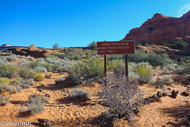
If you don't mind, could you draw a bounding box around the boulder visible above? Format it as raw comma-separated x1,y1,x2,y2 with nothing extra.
29,44,38,51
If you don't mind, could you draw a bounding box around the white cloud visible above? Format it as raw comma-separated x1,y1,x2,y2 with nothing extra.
177,4,190,17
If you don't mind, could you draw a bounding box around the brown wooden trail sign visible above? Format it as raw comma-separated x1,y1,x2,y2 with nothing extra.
97,40,135,82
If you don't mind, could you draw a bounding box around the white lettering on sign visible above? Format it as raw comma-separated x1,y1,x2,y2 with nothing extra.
121,43,127,45
124,46,129,49
98,51,106,53
107,50,115,53
117,46,124,49
98,47,107,49
108,47,116,49
111,43,120,46
102,43,110,46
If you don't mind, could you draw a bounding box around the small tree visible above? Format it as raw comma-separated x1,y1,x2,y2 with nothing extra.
53,43,59,50
87,41,96,50
174,41,188,49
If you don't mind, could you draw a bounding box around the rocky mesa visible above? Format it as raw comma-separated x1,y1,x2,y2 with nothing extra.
122,10,190,46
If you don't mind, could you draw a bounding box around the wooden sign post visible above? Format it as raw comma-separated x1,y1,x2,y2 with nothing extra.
97,40,135,83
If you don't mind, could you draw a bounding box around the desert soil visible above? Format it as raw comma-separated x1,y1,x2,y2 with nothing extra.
0,68,190,127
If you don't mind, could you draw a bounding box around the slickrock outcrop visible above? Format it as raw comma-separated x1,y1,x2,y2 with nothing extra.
122,11,190,46
12,44,53,58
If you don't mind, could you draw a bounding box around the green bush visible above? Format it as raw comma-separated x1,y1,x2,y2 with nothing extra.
174,41,188,49
29,61,42,69
144,44,150,47
19,67,38,79
161,41,170,46
87,41,96,50
68,88,89,100
107,60,125,74
134,62,153,83
0,63,18,78
128,49,174,66
0,78,10,86
68,57,104,85
34,74,44,81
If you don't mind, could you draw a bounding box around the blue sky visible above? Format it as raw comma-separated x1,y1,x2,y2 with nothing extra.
1,0,190,48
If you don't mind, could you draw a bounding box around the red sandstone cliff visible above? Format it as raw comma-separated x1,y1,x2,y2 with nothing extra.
122,10,190,46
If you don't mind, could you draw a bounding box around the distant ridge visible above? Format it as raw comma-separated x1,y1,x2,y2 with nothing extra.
0,43,29,52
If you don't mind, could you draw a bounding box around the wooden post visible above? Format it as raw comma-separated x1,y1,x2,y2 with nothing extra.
125,54,129,82
104,55,107,85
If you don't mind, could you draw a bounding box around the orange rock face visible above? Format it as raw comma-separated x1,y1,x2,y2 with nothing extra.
122,11,190,46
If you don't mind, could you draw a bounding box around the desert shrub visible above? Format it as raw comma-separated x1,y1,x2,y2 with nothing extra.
146,53,173,66
34,74,44,81
0,57,8,66
161,75,174,85
128,62,138,72
161,41,170,46
0,63,18,78
74,55,81,60
134,62,153,83
25,94,46,115
164,63,179,71
128,49,174,66
55,77,65,84
107,54,123,61
42,63,53,72
68,57,104,85
128,72,140,83
46,53,62,59
174,41,188,49
25,56,35,61
107,60,125,74
11,77,23,86
100,73,142,122
29,61,42,69
18,79,35,89
0,78,10,86
87,41,96,50
34,66,47,73
144,44,150,47
128,49,147,63
4,55,17,62
68,88,89,100
19,67,39,79
18,61,29,68
0,95,10,105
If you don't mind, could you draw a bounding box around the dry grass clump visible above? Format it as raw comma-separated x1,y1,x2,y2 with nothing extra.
68,88,89,100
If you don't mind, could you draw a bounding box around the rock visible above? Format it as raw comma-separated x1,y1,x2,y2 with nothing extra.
29,44,38,51
162,92,168,96
38,89,42,92
167,121,175,125
81,100,95,106
181,90,190,96
171,90,179,98
38,118,53,127
122,11,190,47
157,91,162,98
45,94,51,97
